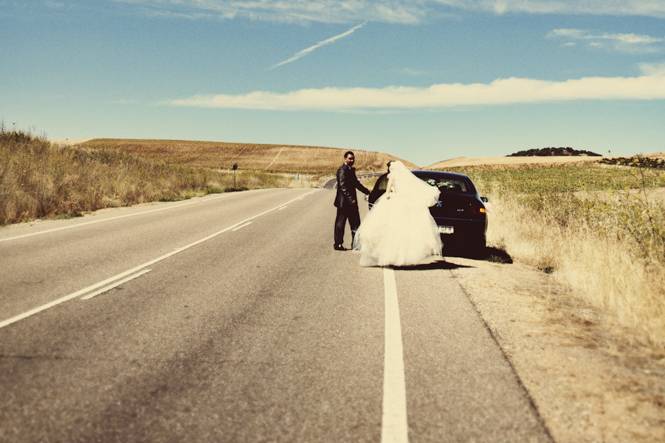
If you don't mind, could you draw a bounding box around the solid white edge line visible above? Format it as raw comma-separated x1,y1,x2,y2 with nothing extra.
278,206,288,211
0,189,320,330
80,269,152,301
0,188,285,243
231,221,253,232
381,268,410,443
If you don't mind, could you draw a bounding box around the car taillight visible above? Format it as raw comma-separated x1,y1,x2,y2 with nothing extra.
479,207,486,214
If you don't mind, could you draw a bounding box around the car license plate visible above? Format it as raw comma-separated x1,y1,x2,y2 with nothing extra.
438,226,454,234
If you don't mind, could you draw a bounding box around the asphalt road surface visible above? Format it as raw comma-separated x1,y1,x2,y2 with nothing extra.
0,188,552,442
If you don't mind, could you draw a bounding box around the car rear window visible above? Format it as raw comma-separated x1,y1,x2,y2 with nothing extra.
375,173,475,194
375,176,388,191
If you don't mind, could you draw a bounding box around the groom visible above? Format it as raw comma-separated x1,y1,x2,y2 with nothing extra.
333,151,370,251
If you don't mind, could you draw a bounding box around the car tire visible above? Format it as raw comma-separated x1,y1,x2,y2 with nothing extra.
470,235,487,258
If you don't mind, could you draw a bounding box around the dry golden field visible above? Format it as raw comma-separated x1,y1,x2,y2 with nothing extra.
0,131,295,225
80,138,415,175
441,162,665,346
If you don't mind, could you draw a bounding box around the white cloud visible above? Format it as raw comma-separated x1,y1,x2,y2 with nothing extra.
270,22,366,70
548,28,664,53
116,1,665,25
549,28,586,39
433,1,665,18
168,70,665,111
640,62,665,75
115,0,425,24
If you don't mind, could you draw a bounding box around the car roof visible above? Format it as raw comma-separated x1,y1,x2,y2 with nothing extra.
411,169,471,180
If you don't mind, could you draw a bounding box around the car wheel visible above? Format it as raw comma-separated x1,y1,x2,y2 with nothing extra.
470,235,487,258
441,235,456,254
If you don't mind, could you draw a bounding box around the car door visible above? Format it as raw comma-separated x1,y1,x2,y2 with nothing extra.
368,173,388,208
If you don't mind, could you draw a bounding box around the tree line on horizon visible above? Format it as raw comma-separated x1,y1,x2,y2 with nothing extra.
508,147,602,157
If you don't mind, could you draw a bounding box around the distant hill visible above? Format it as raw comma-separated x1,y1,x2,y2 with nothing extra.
1,131,289,225
508,147,601,157
79,139,415,175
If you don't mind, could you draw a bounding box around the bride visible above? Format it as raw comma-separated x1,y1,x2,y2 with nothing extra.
353,161,443,267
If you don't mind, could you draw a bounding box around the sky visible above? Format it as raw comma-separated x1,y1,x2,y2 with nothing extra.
2,0,665,165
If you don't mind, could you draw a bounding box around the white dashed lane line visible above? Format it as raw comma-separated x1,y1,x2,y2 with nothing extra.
80,269,152,301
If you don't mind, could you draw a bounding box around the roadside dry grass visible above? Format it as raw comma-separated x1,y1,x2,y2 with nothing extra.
0,131,293,225
450,257,665,443
441,162,665,346
80,138,415,174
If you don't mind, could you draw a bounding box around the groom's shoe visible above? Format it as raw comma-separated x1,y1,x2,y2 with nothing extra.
334,244,347,251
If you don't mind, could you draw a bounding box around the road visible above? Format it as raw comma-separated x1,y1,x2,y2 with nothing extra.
0,188,551,442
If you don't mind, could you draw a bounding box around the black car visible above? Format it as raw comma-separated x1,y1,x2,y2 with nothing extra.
368,170,488,254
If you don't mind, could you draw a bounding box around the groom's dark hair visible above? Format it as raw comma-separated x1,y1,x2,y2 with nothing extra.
344,151,354,158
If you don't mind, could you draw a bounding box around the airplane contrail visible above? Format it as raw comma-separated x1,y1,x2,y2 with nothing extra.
269,21,367,70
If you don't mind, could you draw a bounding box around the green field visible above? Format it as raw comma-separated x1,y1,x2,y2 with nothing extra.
445,162,665,194
438,162,665,345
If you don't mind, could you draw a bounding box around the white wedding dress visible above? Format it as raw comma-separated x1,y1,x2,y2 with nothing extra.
353,161,443,267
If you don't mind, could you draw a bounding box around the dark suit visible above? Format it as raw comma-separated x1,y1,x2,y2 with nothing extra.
333,164,370,246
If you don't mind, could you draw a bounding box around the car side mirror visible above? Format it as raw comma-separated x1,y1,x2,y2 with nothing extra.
480,196,489,203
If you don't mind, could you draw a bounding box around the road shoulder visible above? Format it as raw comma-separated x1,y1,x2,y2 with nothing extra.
449,256,665,443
